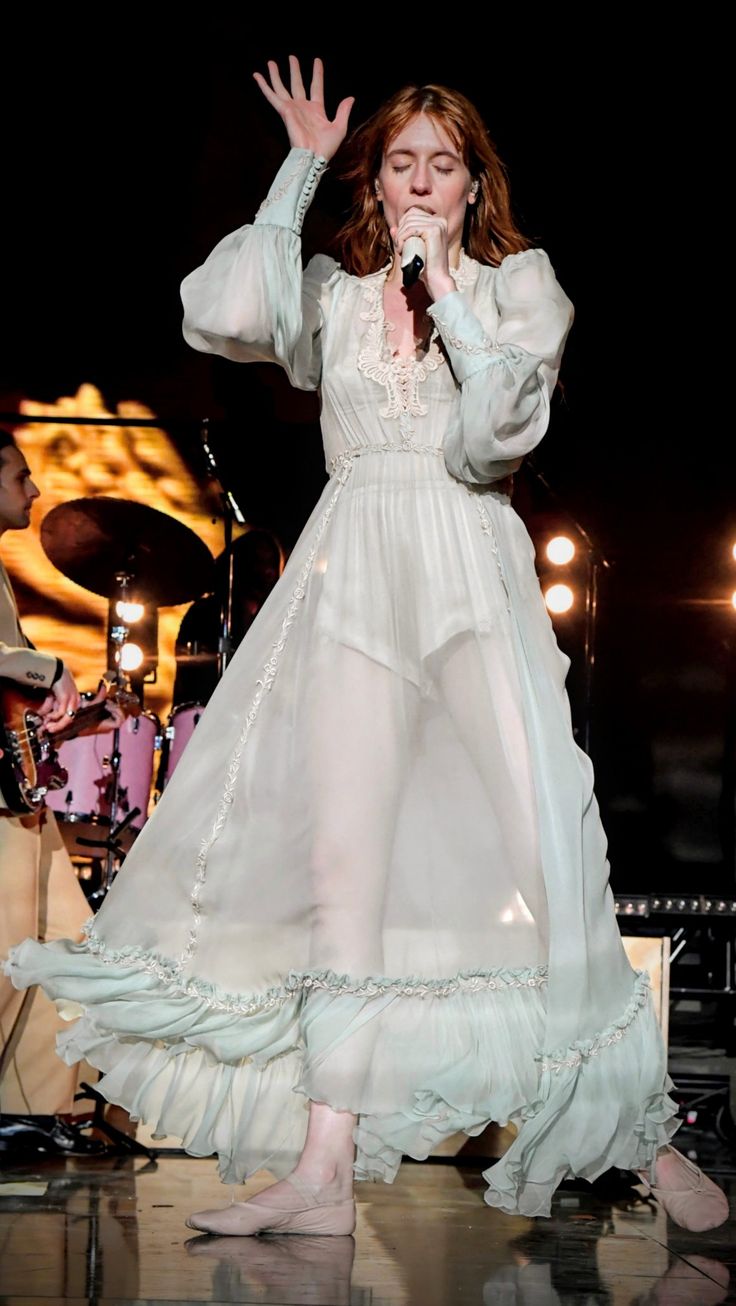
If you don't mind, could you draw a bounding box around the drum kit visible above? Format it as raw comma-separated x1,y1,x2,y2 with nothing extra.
39,496,219,894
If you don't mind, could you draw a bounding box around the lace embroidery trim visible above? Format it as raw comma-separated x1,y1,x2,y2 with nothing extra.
357,279,442,440
178,455,353,974
451,249,480,292
469,492,511,612
537,970,652,1074
79,922,548,1015
255,154,327,233
328,445,443,477
255,165,303,219
355,254,476,440
430,316,505,359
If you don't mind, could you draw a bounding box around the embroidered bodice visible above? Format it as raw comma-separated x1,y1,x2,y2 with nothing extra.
354,254,479,443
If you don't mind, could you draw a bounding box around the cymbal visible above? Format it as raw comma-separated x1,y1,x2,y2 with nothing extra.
41,497,216,606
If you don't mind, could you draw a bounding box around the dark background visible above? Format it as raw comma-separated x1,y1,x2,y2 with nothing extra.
1,21,733,895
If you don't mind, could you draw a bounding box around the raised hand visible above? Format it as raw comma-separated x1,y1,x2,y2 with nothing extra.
253,56,354,161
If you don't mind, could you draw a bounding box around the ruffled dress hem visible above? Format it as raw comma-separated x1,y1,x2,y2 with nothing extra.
5,932,679,1216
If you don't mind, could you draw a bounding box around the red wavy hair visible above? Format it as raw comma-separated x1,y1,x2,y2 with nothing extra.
337,84,531,277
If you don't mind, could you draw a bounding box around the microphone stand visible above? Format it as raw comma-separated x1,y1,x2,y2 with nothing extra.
199,420,247,679
525,458,613,758
85,573,142,901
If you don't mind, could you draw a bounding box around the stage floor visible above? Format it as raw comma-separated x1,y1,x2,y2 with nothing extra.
0,1150,733,1304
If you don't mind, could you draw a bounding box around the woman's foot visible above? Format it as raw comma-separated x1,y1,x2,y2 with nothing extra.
636,1146,729,1232
185,1171,356,1237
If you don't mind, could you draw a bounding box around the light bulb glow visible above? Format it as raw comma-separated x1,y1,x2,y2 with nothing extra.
731,590,736,611
732,542,736,563
545,583,575,614
546,535,576,565
120,642,144,671
115,600,145,623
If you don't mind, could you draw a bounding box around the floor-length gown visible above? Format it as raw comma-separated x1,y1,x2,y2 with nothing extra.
6,149,679,1217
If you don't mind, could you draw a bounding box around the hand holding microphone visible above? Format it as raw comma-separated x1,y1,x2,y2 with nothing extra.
394,209,455,301
401,235,426,288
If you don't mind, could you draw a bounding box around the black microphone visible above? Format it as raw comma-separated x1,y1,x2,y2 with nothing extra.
401,236,426,288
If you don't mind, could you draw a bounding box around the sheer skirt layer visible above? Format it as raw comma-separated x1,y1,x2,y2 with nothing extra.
6,452,679,1216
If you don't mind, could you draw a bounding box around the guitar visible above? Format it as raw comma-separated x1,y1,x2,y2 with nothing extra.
0,673,140,816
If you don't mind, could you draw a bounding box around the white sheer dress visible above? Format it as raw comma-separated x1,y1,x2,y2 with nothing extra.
7,148,679,1217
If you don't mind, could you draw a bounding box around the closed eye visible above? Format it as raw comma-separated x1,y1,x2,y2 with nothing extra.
392,164,455,177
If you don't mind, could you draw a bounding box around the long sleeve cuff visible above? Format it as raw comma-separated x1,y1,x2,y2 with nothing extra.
428,291,507,384
0,646,61,689
254,148,328,236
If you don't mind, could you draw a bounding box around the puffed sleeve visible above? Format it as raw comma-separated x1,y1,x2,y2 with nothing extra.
180,148,341,390
428,249,574,484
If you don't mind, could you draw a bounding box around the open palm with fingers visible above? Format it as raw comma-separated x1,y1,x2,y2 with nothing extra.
253,55,354,161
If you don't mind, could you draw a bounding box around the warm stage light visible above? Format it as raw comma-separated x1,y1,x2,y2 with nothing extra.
120,642,144,671
546,535,576,565
732,590,736,611
545,583,575,614
115,600,145,623
732,542,736,562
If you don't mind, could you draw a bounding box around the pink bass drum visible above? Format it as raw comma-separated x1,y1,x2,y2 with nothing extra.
46,711,160,856
161,702,205,788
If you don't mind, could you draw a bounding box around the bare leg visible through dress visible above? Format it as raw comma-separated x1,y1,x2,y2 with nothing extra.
307,639,420,976
253,641,420,1207
434,629,549,950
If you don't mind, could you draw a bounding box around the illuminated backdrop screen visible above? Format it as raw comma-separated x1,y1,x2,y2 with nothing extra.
5,384,234,726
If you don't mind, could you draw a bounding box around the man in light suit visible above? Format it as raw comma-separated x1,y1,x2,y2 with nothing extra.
0,427,103,1155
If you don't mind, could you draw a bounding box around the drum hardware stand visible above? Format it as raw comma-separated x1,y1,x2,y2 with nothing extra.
81,571,144,901
83,808,142,904
75,1081,157,1161
200,419,247,679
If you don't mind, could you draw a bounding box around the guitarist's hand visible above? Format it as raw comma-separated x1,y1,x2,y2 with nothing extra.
93,703,126,733
77,682,126,736
39,668,81,735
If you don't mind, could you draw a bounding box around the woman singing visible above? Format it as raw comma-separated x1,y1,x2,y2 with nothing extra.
6,56,728,1237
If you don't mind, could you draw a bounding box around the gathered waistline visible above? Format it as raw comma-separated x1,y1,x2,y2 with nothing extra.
328,443,444,478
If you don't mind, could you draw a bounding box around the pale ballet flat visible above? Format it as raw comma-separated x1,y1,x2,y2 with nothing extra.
636,1146,729,1232
185,1173,356,1237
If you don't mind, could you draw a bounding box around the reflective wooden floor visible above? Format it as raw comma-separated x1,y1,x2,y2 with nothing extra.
0,1147,734,1305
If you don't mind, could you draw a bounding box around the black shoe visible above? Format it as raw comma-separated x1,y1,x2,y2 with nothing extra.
0,1114,108,1156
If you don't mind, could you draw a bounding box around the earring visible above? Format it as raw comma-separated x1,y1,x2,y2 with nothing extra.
469,180,479,200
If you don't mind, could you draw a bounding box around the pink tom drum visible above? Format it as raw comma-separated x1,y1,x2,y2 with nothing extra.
161,702,205,788
46,712,160,856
